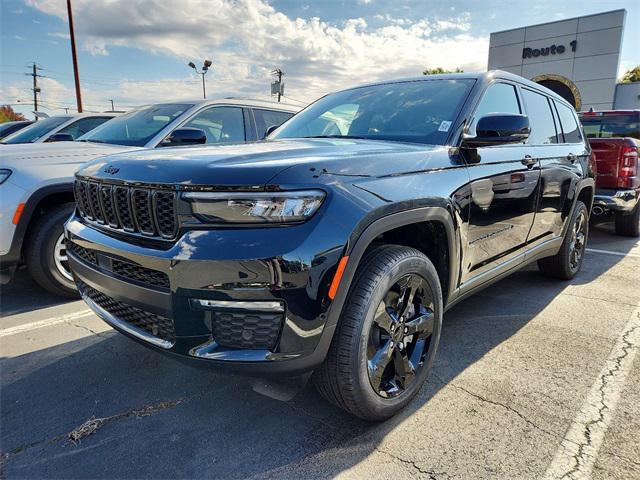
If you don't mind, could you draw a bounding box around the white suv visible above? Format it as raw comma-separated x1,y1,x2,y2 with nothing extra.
0,112,118,145
0,98,299,296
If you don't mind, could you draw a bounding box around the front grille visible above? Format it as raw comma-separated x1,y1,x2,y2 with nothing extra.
112,259,170,290
74,179,177,240
211,311,283,350
68,242,97,265
79,281,175,344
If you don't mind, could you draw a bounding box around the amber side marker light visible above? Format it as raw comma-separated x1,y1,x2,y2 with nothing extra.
328,256,349,300
12,203,25,225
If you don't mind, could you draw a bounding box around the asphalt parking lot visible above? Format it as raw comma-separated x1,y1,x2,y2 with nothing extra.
1,219,639,480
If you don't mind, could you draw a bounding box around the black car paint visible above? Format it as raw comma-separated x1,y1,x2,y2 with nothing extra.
66,72,594,375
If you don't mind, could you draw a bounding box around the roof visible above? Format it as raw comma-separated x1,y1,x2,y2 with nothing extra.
146,97,301,112
337,70,575,109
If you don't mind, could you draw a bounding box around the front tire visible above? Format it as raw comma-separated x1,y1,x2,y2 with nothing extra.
538,200,589,280
313,245,443,421
25,204,79,298
614,203,640,237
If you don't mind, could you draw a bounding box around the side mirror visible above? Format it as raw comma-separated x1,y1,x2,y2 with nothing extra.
264,124,280,139
161,128,207,146
47,132,75,142
463,114,530,148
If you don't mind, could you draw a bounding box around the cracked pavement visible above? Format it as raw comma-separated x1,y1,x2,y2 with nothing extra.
1,221,639,479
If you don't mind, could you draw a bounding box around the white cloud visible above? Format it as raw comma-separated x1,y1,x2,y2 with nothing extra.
22,0,489,107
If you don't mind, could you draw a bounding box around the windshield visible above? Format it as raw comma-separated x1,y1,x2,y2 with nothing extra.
78,103,194,146
580,114,640,140
271,79,475,145
1,116,71,144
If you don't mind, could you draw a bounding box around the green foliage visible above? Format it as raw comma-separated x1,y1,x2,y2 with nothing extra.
423,67,464,75
0,105,26,123
620,66,640,84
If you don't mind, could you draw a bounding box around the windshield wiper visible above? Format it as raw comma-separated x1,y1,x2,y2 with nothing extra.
77,139,108,143
305,135,368,140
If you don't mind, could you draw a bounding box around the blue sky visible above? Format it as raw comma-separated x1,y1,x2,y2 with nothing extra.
1,0,638,118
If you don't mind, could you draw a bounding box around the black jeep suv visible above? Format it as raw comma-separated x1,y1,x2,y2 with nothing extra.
66,71,594,420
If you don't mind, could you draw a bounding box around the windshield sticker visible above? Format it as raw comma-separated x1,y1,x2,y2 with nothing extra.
438,121,452,132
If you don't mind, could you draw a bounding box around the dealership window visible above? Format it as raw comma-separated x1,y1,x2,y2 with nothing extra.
521,89,558,145
182,106,245,144
554,102,582,143
253,109,294,139
470,83,521,136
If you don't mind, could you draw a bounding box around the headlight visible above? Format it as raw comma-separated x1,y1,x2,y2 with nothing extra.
183,190,325,224
0,169,12,185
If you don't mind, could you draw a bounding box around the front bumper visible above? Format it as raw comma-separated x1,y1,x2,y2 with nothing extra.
65,214,347,376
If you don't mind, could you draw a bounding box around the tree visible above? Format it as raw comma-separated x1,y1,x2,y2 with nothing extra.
620,66,640,83
423,67,464,75
0,105,26,123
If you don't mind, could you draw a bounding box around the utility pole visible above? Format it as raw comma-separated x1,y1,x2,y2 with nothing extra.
26,63,44,120
109,99,114,112
66,0,83,112
271,69,284,102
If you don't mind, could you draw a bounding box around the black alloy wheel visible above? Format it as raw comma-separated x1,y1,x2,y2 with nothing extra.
367,273,435,398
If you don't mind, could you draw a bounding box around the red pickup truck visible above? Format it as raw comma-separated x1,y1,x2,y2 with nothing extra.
579,110,640,237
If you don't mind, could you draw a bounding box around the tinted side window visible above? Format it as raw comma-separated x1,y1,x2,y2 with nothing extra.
254,109,294,139
58,117,112,139
555,102,582,143
521,89,558,145
471,83,521,134
182,107,245,144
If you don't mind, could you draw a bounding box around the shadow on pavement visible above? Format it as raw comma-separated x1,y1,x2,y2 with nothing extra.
1,219,636,479
1,268,77,317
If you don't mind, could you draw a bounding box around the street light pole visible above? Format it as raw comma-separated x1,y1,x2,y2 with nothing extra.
188,59,212,99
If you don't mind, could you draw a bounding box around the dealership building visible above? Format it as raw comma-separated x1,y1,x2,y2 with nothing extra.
488,9,639,111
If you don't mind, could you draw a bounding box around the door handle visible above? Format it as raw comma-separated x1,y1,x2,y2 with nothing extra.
521,155,536,168
567,153,577,163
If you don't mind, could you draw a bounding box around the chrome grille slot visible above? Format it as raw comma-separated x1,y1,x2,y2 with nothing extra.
132,189,155,235
99,185,119,228
88,182,105,224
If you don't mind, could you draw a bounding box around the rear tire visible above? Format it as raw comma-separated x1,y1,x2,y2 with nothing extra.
313,245,443,421
614,203,640,237
25,204,79,298
538,200,589,280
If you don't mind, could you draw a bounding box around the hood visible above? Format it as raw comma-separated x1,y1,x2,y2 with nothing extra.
78,138,446,187
0,141,141,167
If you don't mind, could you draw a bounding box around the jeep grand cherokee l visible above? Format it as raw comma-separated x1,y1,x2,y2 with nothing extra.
66,71,594,420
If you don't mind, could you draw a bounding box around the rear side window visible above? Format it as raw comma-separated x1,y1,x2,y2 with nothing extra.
555,102,582,143
254,109,294,139
521,89,558,145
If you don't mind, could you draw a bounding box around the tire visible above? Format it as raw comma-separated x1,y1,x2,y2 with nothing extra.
313,245,443,421
25,204,79,298
538,200,589,280
614,203,640,237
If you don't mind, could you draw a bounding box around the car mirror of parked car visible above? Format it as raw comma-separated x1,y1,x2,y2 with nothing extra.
463,114,531,148
264,124,280,138
161,127,207,147
46,132,75,143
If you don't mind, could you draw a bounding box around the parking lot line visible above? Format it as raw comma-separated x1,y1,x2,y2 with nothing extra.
543,306,640,480
0,309,93,337
586,248,640,259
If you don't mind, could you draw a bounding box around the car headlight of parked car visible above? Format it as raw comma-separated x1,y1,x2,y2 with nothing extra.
0,169,12,185
183,190,325,224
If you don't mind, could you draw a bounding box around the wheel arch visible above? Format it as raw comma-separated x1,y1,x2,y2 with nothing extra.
327,206,459,330
6,182,75,264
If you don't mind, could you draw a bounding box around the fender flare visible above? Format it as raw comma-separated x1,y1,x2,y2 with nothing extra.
305,205,458,368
